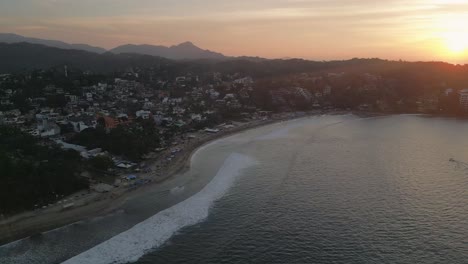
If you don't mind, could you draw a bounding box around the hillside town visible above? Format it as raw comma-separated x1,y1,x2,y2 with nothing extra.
1,65,468,215
2,68,468,134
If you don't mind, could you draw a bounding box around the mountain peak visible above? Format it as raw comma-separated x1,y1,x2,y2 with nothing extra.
174,41,197,48
111,41,226,60
0,33,227,60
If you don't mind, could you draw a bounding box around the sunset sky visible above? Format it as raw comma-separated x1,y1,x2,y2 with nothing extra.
1,0,468,63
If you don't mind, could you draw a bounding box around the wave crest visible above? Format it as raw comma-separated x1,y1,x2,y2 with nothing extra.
63,153,256,264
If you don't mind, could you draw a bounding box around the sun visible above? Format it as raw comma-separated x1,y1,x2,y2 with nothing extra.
436,14,468,56
444,32,468,54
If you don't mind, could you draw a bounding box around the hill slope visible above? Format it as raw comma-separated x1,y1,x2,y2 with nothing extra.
0,33,107,54
0,42,171,73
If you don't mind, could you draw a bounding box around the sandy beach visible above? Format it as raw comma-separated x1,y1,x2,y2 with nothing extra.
0,113,309,246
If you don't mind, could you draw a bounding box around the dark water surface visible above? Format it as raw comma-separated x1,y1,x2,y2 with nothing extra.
1,115,467,264
137,115,468,264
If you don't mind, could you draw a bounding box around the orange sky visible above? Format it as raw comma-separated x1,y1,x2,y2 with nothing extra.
1,0,468,63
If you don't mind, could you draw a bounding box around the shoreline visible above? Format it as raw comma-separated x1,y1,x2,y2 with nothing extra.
0,112,311,246
0,110,394,246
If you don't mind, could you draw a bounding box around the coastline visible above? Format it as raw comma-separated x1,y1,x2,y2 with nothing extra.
0,112,311,246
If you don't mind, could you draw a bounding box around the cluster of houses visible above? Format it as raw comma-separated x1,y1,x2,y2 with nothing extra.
268,71,468,113
0,72,263,152
2,69,468,147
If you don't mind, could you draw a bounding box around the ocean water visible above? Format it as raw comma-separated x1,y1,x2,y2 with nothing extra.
1,115,467,264
63,153,257,264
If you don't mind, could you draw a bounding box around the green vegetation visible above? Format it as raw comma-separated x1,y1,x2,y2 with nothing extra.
0,126,89,215
70,119,161,161
89,156,114,172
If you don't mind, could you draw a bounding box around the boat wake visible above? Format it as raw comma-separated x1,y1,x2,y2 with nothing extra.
62,153,257,264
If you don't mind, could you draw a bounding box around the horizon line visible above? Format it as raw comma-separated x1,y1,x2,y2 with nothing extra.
1,32,468,66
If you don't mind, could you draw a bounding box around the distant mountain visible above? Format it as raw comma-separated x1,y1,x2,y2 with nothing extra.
0,42,326,74
110,41,227,60
0,33,231,60
2,41,463,81
0,42,172,73
0,33,107,54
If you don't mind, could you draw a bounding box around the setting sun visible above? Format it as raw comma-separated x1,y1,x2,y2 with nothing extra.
436,14,468,57
444,32,468,54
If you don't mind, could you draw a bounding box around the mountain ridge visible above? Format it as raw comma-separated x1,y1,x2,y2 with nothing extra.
0,33,228,60
1,41,465,77
109,42,227,60
0,42,173,73
0,33,107,54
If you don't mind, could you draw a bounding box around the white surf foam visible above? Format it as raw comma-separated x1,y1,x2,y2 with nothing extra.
169,186,185,195
62,153,256,264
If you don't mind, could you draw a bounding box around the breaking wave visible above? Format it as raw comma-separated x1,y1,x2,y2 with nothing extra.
169,186,185,195
62,153,256,264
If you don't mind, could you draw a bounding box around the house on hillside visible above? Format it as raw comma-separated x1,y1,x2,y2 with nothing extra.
459,89,468,111
69,116,97,132
136,110,152,120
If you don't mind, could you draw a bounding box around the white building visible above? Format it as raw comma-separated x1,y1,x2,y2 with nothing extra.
143,101,155,109
191,114,203,121
209,90,220,100
459,89,468,110
323,86,332,96
444,88,454,96
136,110,152,119
65,94,78,103
233,77,253,86
40,123,61,137
70,121,96,133
224,94,236,100
294,87,312,101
